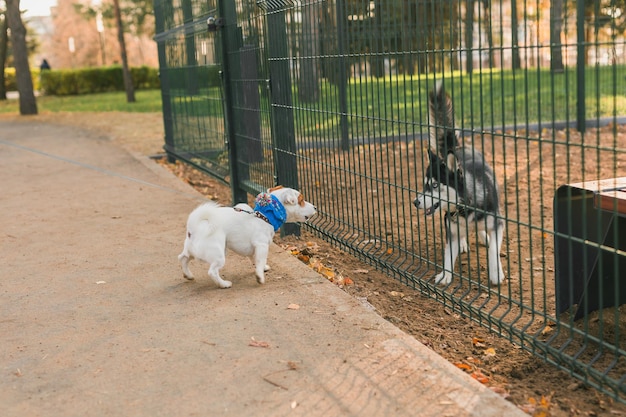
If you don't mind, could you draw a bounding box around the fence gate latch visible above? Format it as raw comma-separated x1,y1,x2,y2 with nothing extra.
207,16,225,32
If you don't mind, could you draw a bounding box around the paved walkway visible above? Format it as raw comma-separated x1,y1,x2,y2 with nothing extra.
0,120,526,416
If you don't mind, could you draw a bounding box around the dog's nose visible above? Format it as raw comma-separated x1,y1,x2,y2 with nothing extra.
413,198,420,208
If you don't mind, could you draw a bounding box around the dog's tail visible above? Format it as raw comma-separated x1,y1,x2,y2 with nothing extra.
428,80,459,160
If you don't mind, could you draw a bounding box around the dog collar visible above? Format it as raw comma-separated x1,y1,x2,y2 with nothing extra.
446,206,469,221
253,193,287,232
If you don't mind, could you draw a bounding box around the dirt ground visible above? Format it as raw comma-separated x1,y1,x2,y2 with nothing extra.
12,111,626,417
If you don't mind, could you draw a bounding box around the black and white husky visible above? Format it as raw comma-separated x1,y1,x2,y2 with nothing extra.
413,82,505,286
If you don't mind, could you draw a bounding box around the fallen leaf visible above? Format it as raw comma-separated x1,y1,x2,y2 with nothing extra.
389,291,404,297
343,277,354,285
472,337,486,348
249,337,270,348
484,347,496,357
353,269,369,274
297,254,310,263
95,281,106,285
471,371,490,384
287,303,300,310
454,363,472,371
320,267,335,281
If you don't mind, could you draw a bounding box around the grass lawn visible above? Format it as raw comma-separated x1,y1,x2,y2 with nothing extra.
0,89,163,114
1,64,624,139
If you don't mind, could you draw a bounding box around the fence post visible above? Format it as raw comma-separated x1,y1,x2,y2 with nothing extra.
182,0,199,95
265,3,300,236
336,0,349,151
153,1,175,162
218,0,248,204
576,0,586,132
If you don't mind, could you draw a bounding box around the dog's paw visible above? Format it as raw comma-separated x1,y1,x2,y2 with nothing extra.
489,272,505,286
264,264,271,272
459,238,469,253
219,280,233,289
256,275,265,285
435,271,452,285
478,231,490,246
183,274,195,280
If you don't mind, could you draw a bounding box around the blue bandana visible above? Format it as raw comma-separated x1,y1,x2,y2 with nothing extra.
254,193,287,232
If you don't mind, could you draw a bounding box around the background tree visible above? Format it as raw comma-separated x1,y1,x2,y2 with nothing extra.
113,0,134,102
298,0,320,102
550,0,565,72
5,0,36,114
0,7,7,100
510,0,521,69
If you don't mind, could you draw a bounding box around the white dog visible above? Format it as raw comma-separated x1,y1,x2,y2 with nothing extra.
178,186,317,288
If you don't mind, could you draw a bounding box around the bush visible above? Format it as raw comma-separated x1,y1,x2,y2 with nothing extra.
30,66,160,96
4,67,42,91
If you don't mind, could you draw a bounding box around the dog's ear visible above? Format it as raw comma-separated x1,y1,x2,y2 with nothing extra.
428,149,446,168
282,189,299,206
268,185,284,193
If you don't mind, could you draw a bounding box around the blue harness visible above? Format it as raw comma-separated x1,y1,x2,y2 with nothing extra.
232,193,287,232
253,193,287,231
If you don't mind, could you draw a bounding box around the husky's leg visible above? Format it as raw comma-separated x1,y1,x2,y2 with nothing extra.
477,230,489,246
487,220,505,285
435,221,462,285
459,237,469,253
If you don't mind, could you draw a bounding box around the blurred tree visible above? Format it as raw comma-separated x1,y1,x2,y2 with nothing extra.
113,0,134,102
6,0,36,114
550,0,565,72
0,7,7,100
298,0,320,102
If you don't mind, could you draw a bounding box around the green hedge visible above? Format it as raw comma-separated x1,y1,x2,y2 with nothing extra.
40,66,160,95
4,67,41,91
4,66,160,96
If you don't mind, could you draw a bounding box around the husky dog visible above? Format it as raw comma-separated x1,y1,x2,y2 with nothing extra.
413,82,505,285
179,186,317,288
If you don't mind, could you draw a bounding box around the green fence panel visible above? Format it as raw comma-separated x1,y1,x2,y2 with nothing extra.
155,0,626,402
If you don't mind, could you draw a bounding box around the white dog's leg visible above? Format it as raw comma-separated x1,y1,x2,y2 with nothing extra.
254,244,270,284
179,252,195,280
487,222,505,285
178,237,195,279
207,255,232,288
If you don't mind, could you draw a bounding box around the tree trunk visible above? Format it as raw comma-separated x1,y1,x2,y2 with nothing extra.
465,0,474,74
5,0,37,114
550,0,565,72
510,0,521,69
113,0,135,103
298,0,320,102
0,11,8,100
482,0,494,68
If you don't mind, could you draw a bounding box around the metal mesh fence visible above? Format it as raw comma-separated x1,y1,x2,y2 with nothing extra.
155,0,626,401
